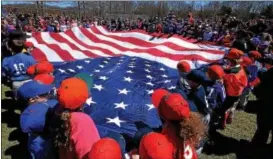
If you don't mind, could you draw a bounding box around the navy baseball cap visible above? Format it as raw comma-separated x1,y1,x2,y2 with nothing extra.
17,81,54,99
20,99,58,133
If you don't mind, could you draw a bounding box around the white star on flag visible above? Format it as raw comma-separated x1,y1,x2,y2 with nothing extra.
86,97,96,106
160,68,165,71
68,69,75,73
106,116,126,127
99,76,108,81
114,102,129,109
126,70,134,74
106,57,111,60
59,69,66,73
118,88,130,95
146,75,153,79
164,80,171,83
85,60,90,63
99,65,105,68
162,74,168,78
146,104,155,110
120,56,125,59
124,77,133,82
146,82,154,86
168,86,176,90
94,69,100,72
103,61,109,64
93,84,104,91
128,65,135,68
77,65,83,69
144,61,150,63
145,64,151,67
90,73,93,76
144,69,151,73
146,89,154,95
117,63,121,65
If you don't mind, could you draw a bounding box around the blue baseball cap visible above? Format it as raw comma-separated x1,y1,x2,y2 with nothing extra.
17,81,54,99
20,99,58,133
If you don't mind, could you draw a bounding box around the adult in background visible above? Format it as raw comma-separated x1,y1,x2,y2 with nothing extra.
251,67,273,148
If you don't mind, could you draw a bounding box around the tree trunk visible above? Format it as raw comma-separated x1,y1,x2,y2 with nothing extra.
110,1,111,14
78,1,81,20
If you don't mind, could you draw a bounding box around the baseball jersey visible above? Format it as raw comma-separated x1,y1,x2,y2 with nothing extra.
206,81,226,109
2,52,36,81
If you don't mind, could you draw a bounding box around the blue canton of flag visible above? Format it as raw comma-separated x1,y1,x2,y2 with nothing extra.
53,55,179,137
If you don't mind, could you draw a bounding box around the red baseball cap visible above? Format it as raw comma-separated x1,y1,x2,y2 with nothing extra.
152,89,190,120
241,56,253,67
88,138,122,159
207,65,225,80
249,50,262,59
225,48,244,60
27,65,36,76
35,61,54,74
177,61,191,73
57,77,89,110
34,74,54,85
139,132,174,159
151,89,169,108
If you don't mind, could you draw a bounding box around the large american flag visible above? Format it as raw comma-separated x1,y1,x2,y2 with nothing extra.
27,26,227,137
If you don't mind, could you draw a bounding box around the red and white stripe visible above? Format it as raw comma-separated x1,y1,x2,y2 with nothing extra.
27,26,226,69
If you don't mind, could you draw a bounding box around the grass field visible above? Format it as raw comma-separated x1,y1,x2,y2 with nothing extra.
1,84,271,159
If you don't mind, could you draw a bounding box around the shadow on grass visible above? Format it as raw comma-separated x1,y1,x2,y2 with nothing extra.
4,129,30,159
1,98,21,128
244,100,259,114
2,93,30,158
203,131,273,159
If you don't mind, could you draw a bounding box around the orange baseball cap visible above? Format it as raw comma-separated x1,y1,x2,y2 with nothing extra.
88,138,122,159
207,65,225,80
177,61,191,73
57,77,89,110
152,89,190,120
139,132,174,159
34,74,54,85
225,48,244,60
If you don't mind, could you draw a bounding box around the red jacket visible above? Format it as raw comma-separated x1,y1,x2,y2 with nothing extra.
224,67,248,97
161,123,198,159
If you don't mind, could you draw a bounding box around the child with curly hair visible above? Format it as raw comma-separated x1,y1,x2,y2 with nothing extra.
138,89,207,159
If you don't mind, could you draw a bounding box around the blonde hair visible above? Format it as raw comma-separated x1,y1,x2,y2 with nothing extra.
175,112,207,147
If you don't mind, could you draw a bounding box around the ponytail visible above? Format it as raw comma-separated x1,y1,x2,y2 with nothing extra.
54,110,72,150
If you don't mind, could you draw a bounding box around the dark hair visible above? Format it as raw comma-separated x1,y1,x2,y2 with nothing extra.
53,110,72,151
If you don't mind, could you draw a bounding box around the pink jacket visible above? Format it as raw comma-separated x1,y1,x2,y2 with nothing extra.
59,112,100,159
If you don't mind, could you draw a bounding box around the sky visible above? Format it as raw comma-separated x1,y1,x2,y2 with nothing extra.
1,1,76,8
2,1,210,8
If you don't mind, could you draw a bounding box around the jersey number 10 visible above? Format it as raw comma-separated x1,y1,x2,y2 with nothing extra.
14,63,26,75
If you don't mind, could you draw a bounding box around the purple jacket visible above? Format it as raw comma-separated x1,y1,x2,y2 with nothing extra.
206,81,226,109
